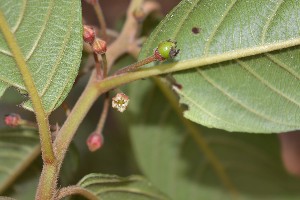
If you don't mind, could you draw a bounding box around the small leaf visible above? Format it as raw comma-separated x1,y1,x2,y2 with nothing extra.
0,0,82,113
140,0,300,133
78,173,170,200
128,79,300,200
0,128,40,193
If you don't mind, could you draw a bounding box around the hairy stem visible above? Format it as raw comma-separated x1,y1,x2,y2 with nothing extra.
56,186,98,200
0,11,54,163
35,164,57,200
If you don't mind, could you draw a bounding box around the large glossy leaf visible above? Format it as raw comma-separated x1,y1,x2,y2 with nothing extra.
0,128,39,194
78,173,170,200
0,0,82,113
139,0,300,133
128,79,300,200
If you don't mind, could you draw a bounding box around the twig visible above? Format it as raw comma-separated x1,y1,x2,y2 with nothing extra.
56,185,98,200
94,1,108,41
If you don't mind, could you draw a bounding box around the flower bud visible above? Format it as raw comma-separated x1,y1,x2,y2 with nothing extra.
133,8,146,23
83,25,96,44
92,38,107,54
86,132,104,152
112,93,130,113
4,113,21,127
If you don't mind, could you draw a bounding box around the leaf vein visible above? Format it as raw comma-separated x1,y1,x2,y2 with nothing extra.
204,0,238,55
261,0,285,43
197,67,298,127
25,0,55,61
12,0,27,33
173,86,250,131
40,1,77,102
237,59,300,110
265,53,300,81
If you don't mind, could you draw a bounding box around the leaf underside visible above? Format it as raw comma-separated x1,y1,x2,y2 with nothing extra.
128,79,300,200
78,173,170,200
0,128,39,194
0,0,82,113
140,0,300,133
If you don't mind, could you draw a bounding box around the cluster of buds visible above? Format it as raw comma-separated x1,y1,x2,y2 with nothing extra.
112,93,130,113
83,25,107,54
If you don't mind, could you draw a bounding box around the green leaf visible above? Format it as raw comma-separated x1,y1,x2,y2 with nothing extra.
128,79,300,200
78,173,170,200
0,0,82,113
139,0,300,133
0,128,40,193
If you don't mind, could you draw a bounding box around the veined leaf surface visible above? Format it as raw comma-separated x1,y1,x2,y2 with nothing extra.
78,173,170,200
128,79,300,200
139,0,300,133
0,0,82,113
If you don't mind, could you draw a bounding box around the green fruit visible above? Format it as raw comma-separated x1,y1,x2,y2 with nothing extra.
157,41,177,59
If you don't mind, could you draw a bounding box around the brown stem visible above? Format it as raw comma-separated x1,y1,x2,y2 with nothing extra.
101,54,108,78
115,55,156,75
94,0,107,41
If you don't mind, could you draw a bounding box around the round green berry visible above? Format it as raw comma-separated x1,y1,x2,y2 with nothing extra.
157,41,177,59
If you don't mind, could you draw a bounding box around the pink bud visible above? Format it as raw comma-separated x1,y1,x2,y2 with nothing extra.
83,25,96,44
4,113,21,127
86,132,104,152
92,38,107,54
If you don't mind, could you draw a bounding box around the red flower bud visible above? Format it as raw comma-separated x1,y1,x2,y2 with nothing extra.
4,113,21,127
83,25,95,44
92,38,107,54
86,132,104,152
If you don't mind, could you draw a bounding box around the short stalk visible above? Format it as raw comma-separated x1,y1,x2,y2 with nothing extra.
95,92,110,134
115,55,156,75
93,53,102,79
101,54,108,78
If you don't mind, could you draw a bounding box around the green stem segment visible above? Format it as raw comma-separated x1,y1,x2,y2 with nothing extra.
0,10,55,163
